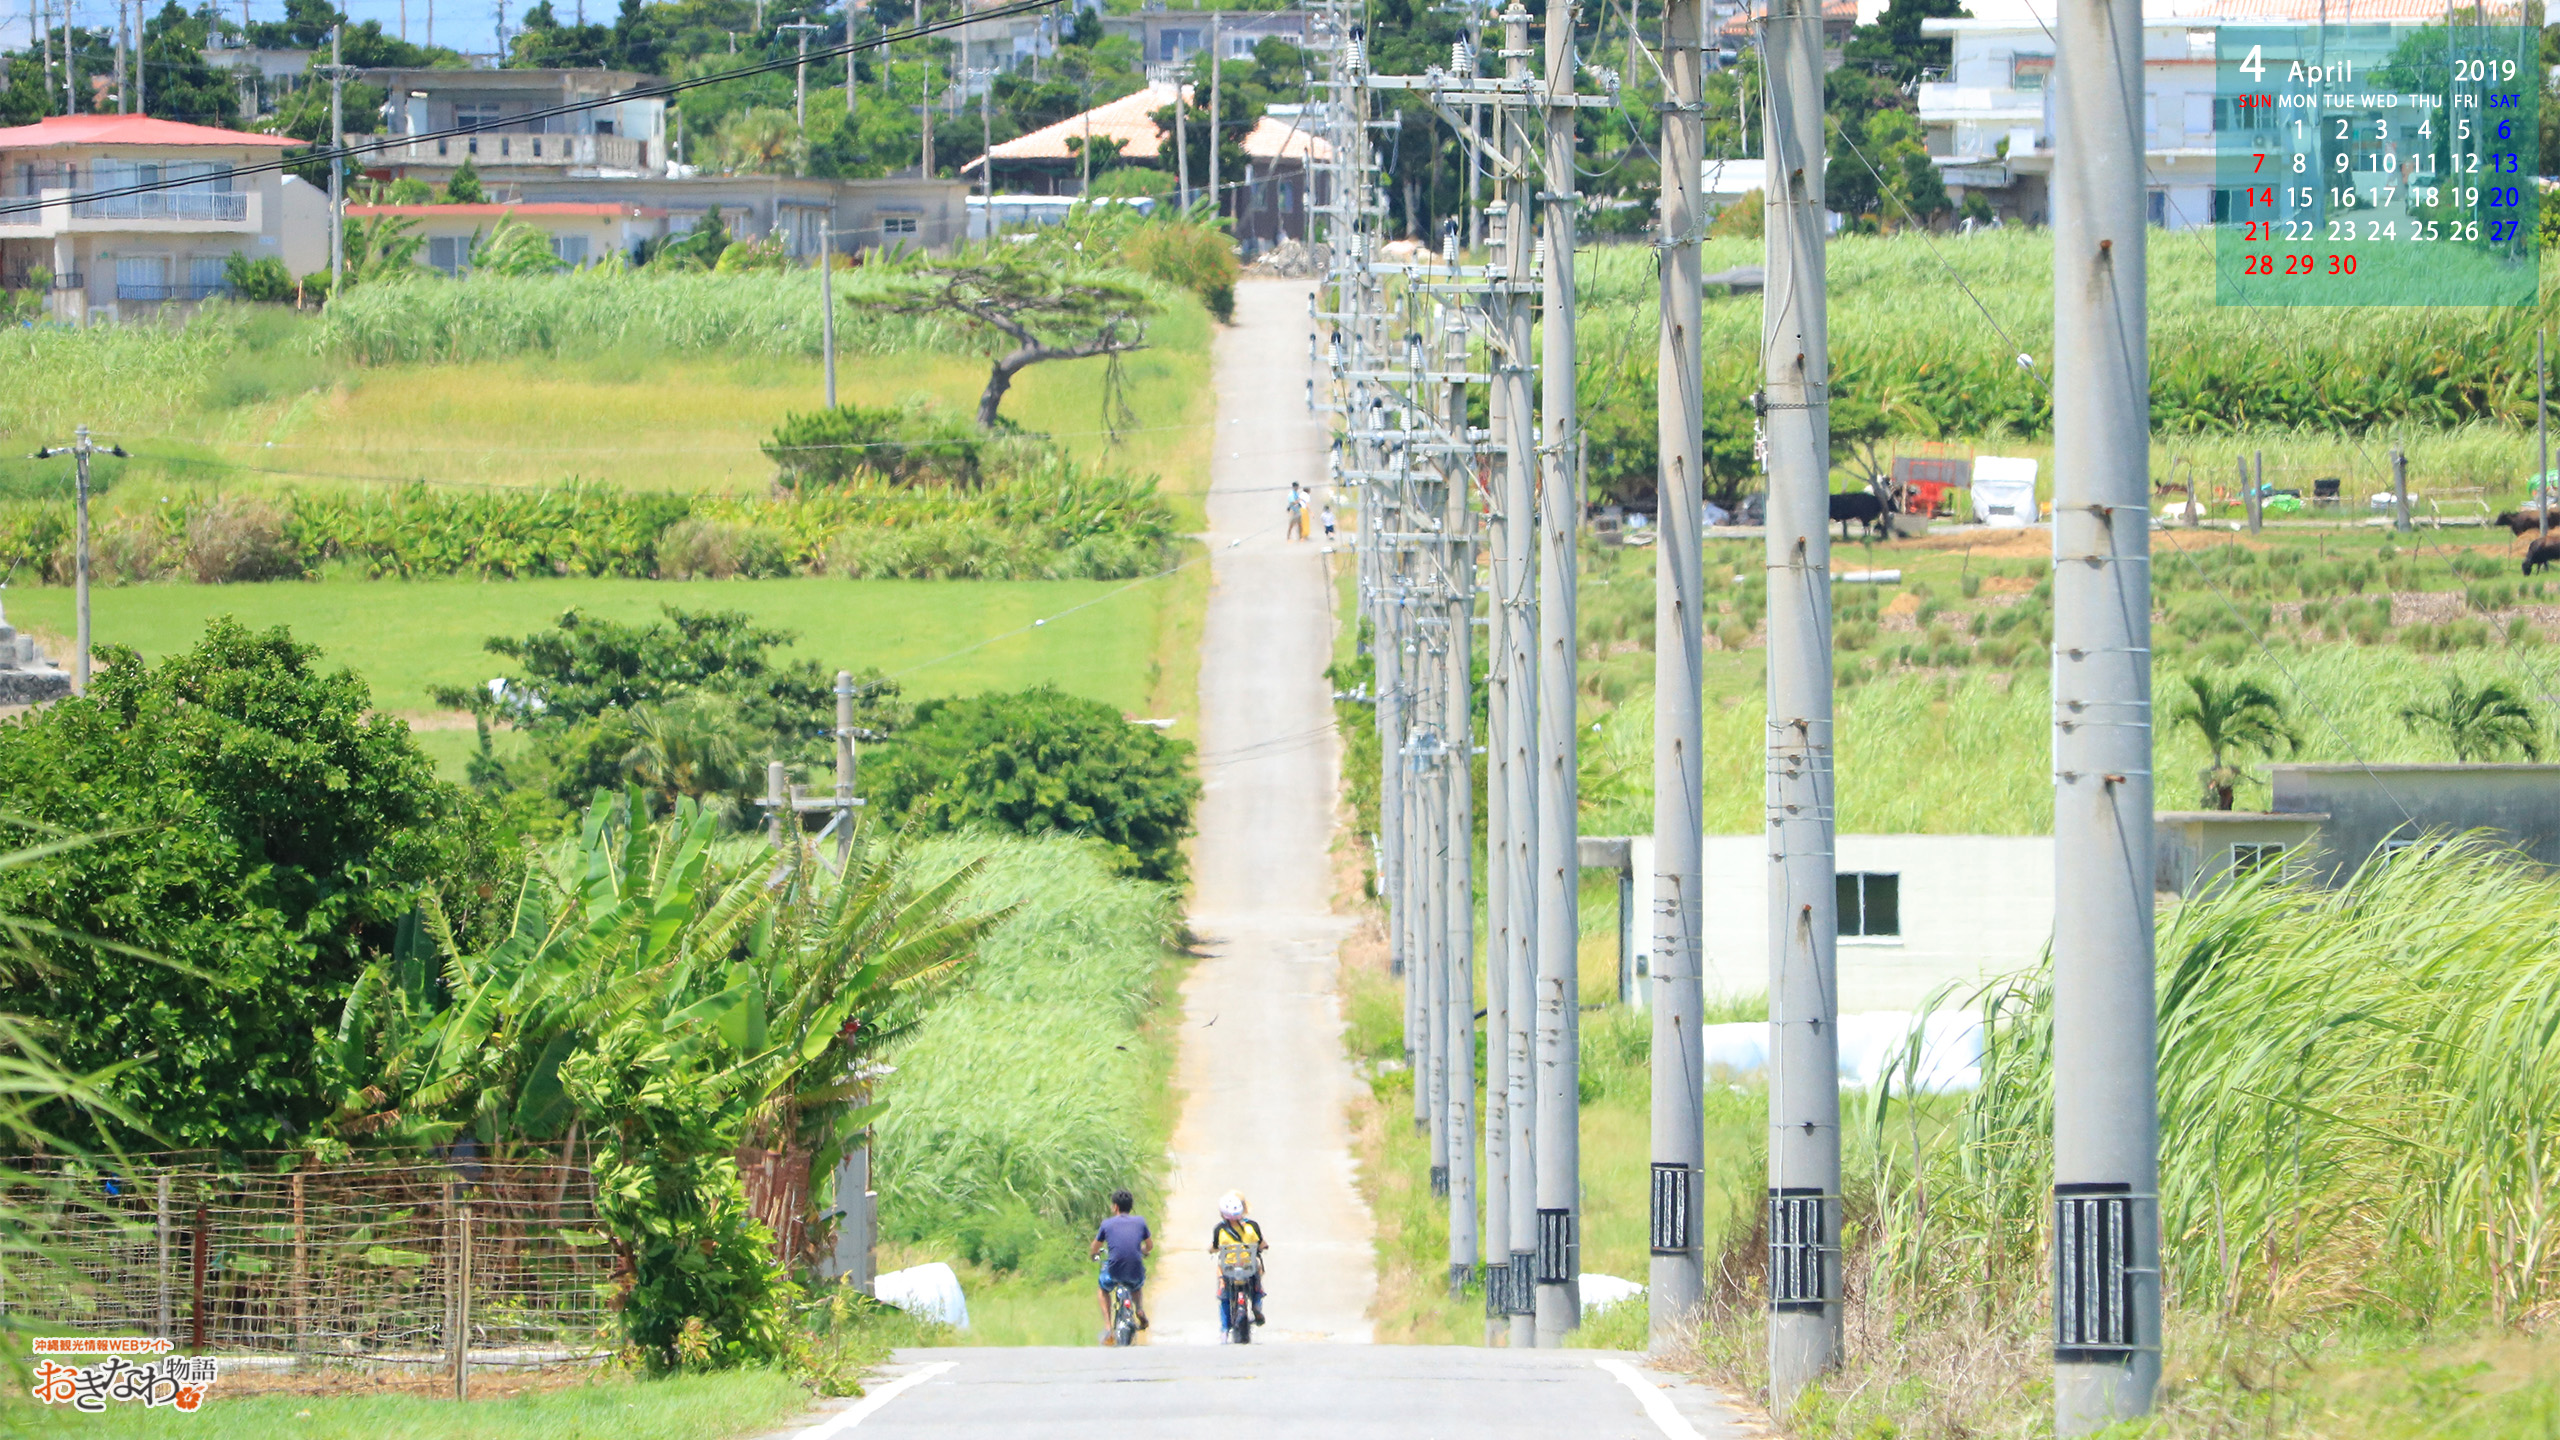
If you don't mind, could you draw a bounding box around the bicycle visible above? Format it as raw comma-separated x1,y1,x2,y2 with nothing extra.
1105,1278,1141,1347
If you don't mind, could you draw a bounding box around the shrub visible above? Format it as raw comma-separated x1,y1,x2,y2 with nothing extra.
185,496,303,582
763,401,988,489
654,517,792,579
73,515,177,585
222,252,296,303
0,620,501,1150
1120,221,1238,323
862,686,1200,883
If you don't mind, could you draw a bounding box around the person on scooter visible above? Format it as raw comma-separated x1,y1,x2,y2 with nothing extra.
1209,1191,1267,1328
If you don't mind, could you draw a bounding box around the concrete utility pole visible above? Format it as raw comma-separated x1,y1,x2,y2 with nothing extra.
1440,252,1479,1298
1494,0,1539,1348
921,53,935,177
31,427,118,695
1209,14,1222,222
1176,74,1192,210
132,0,143,115
1530,0,1581,1348
1761,0,1841,1404
781,20,824,128
845,0,858,113
820,218,837,406
64,0,74,115
2048,0,2160,1419
114,1,124,112
1648,0,1707,1352
329,25,345,295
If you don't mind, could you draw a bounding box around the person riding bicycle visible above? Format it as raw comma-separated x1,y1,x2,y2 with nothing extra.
1209,1191,1267,1328
1090,1189,1152,1338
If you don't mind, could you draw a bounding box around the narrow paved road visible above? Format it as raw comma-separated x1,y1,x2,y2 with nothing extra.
837,1349,1755,1438
815,281,1761,1439
1152,277,1373,1345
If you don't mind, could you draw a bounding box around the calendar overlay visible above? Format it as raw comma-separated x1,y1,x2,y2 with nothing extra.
2217,24,2538,306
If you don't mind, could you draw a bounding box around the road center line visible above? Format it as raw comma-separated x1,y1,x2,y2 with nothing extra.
1594,1357,1712,1440
787,1360,958,1439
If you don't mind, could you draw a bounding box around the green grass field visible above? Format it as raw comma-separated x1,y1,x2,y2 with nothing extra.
2,574,1184,777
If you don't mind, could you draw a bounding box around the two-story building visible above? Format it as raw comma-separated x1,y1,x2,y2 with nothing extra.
353,68,968,255
1917,0,2245,228
1102,8,1315,76
0,115,328,322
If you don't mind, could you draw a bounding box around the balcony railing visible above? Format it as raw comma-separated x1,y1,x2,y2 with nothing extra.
117,281,231,303
1917,83,2048,120
71,191,249,222
359,131,650,171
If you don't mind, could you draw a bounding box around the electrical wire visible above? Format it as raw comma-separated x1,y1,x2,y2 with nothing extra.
0,0,1065,220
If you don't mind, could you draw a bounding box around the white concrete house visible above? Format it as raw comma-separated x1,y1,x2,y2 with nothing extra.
346,201,674,274
0,114,328,322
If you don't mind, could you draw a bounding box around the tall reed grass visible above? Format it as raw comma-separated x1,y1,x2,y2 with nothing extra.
1575,229,2546,438
315,271,974,364
1849,840,2560,1335
871,834,1181,1257
1579,644,2558,836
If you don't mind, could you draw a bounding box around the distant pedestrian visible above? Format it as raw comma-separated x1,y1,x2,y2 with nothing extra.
1321,504,1336,542
1286,483,1308,541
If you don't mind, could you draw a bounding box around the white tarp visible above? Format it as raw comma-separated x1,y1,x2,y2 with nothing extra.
1698,1011,1983,1093
875,1262,970,1329
1971,456,2039,528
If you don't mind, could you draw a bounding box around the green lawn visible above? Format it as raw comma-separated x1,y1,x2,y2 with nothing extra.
4,574,1179,776
8,1367,815,1440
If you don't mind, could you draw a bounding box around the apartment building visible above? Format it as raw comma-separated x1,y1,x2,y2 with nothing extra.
0,114,328,322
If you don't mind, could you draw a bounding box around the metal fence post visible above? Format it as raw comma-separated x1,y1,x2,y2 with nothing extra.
452,1201,472,1400
155,1173,171,1342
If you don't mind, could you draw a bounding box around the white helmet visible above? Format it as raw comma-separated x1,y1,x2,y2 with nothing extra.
1218,1191,1248,1219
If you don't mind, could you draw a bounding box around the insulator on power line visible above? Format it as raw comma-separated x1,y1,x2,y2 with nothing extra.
1451,41,1476,78
1345,38,1366,72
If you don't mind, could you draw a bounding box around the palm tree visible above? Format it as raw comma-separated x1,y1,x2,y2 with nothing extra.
713,106,806,176
2167,672,2298,810
2399,676,2543,762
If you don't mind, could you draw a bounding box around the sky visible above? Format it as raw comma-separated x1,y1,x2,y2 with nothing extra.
22,0,596,64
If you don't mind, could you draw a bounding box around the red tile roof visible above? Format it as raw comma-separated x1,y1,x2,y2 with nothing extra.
0,114,303,149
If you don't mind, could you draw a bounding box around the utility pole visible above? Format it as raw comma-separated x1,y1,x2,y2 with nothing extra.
1209,14,1222,223
980,64,994,210
1494,0,1539,1348
781,20,824,128
1648,0,1707,1352
1175,73,1192,210
2048,0,2159,1417
132,0,143,115
31,428,121,696
329,25,345,295
1439,244,1479,1299
845,0,858,113
2539,328,2548,533
63,0,74,116
1530,0,1581,1348
820,217,837,407
921,53,935,177
114,1,125,112
1762,0,1841,1405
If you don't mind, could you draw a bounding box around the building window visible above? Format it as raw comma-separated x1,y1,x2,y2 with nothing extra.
2230,842,2285,876
454,102,505,129
115,255,170,301
427,235,467,276
187,255,227,299
1836,872,1901,939
1159,28,1200,59
2010,54,2052,91
880,214,920,237
551,235,590,267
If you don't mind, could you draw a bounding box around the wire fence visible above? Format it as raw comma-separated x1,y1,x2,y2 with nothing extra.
9,1151,617,1361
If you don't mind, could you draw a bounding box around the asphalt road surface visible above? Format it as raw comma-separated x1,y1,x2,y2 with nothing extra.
813,1348,1756,1439
1150,277,1374,1346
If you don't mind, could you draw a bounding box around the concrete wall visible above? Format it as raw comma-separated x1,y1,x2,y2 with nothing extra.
2273,764,2560,881
2154,812,2327,896
1700,834,2053,1012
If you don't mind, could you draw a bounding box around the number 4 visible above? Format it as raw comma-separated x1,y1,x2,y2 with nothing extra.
2241,44,2264,81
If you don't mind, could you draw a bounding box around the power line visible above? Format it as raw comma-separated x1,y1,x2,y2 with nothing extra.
0,0,1062,220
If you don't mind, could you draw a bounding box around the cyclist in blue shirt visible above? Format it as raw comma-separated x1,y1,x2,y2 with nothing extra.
1090,1189,1152,1335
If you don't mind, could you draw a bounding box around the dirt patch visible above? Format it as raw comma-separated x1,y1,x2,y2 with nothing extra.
387,709,481,732
1885,527,2052,560
1881,591,1923,619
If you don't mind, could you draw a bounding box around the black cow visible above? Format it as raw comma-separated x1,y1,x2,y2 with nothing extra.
1829,489,1892,540
2525,537,2560,576
2497,509,2557,537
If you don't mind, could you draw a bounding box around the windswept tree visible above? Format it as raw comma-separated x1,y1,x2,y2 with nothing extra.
2400,676,2543,762
2168,672,2297,810
892,255,1156,427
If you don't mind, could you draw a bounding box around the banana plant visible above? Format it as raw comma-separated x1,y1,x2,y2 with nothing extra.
326,786,997,1171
